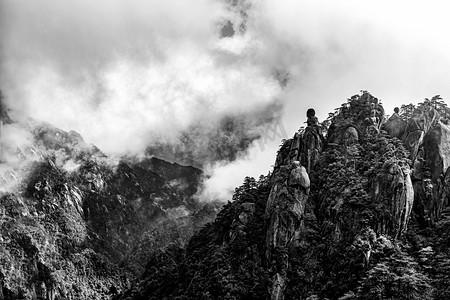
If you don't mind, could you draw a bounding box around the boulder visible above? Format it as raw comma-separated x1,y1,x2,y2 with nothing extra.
344,126,359,145
423,122,450,180
288,162,310,193
383,115,407,138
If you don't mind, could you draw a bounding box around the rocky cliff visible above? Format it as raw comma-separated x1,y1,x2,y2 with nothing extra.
117,92,450,300
0,116,220,299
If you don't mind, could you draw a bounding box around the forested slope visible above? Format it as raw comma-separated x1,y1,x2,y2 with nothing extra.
0,115,220,299
117,92,450,300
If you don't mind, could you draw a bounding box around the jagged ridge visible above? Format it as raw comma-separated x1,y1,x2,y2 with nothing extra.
0,117,220,299
117,92,450,300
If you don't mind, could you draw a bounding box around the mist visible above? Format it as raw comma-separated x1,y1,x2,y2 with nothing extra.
199,0,450,200
2,0,450,200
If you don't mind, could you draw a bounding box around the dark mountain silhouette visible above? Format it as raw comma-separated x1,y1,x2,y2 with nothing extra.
115,92,450,300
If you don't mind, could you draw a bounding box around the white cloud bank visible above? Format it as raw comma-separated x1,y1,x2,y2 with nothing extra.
2,0,450,200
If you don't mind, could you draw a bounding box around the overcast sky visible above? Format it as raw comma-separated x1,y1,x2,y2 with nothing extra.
2,0,450,200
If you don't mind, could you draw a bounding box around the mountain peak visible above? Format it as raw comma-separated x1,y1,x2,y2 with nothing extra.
115,92,450,300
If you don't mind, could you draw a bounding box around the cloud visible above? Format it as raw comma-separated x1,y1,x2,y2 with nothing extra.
0,0,284,160
3,0,450,201
197,138,278,202
0,122,37,191
247,0,450,124
0,0,286,199
197,0,450,200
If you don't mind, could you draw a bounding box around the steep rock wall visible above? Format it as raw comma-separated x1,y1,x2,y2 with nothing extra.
265,110,318,300
384,106,450,224
0,121,216,299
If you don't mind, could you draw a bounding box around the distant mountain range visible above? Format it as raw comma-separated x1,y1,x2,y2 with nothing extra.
0,110,221,299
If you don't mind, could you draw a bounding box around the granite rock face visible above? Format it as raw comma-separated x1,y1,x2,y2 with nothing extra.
371,161,414,237
0,119,217,299
5,92,450,300
321,93,415,238
265,162,309,300
112,92,450,300
422,122,450,180
383,106,450,225
382,113,407,138
265,108,320,300
402,108,439,160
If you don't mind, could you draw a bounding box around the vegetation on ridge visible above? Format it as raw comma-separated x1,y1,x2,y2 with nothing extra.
116,92,450,300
